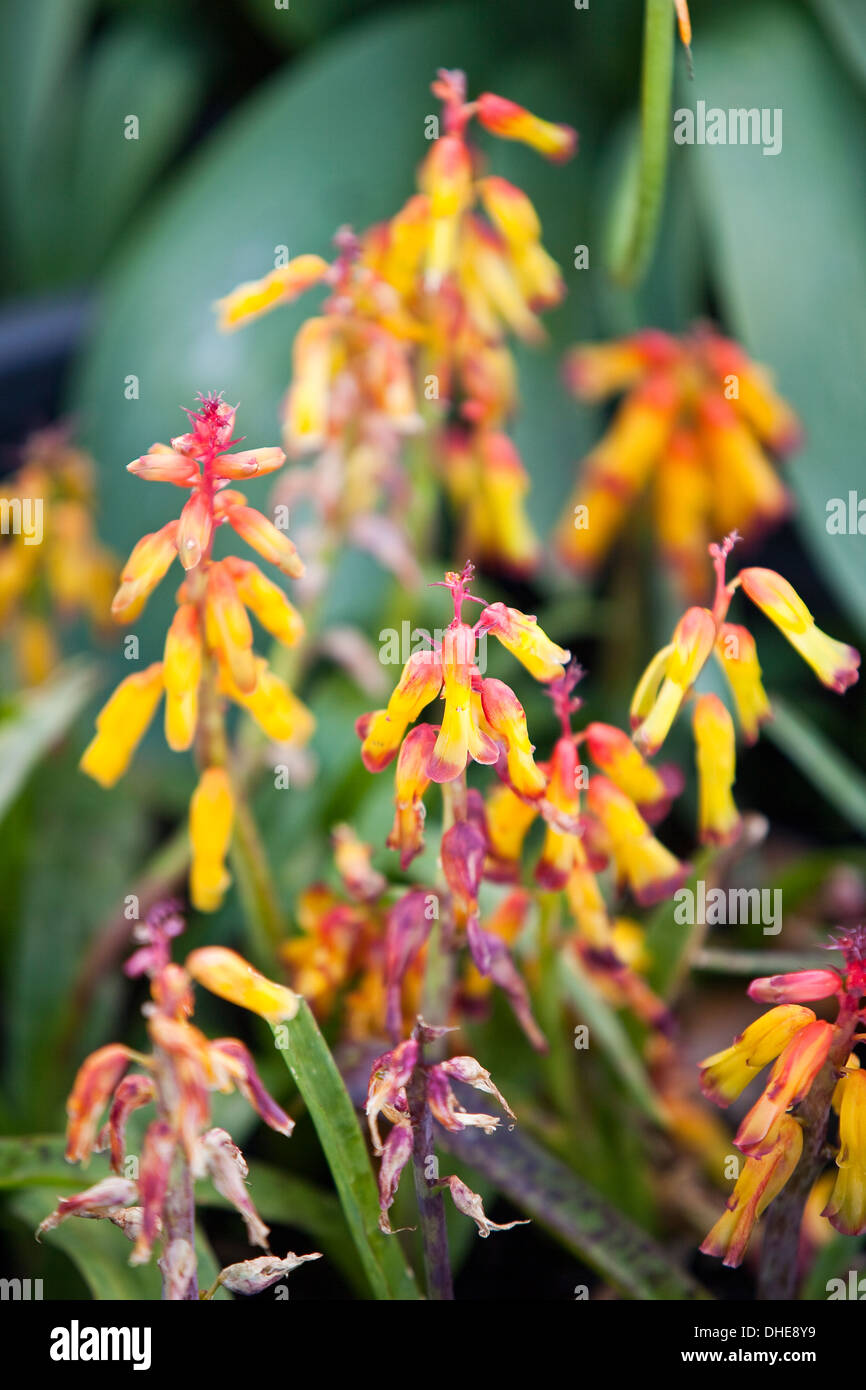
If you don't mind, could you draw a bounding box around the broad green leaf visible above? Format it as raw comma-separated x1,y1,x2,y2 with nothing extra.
811,0,866,88
272,1003,420,1299
688,0,866,629
0,661,97,821
438,1122,710,1300
0,1133,71,1189
71,20,209,269
558,952,665,1125
764,696,866,837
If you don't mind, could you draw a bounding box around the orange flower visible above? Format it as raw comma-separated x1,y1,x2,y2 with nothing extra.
80,395,312,911
558,326,801,596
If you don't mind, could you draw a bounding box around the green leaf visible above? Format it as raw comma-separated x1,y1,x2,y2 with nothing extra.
0,661,97,822
764,696,866,837
438,1122,710,1300
272,1003,421,1299
0,1134,72,1189
558,952,665,1125
645,849,715,998
688,0,866,629
70,20,209,269
810,0,866,88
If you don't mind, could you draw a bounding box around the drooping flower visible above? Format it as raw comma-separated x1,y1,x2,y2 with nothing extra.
557,326,801,596
79,395,313,912
357,561,568,792
628,533,859,849
41,903,314,1299
366,1023,527,1238
698,928,866,1265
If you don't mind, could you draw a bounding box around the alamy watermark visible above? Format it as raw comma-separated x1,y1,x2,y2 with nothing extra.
673,101,782,157
673,881,782,935
0,496,43,544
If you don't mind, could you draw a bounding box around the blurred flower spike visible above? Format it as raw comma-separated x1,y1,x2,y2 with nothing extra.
557,326,802,597
366,1023,528,1239
39,903,317,1300
217,70,577,580
698,926,866,1266
628,533,859,848
79,394,314,912
0,428,117,685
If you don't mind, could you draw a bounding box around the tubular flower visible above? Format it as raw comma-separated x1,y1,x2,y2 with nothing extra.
586,776,690,907
42,904,313,1299
366,1023,527,1238
699,928,866,1265
700,1116,803,1268
0,427,117,686
79,395,312,912
692,693,741,846
626,534,859,848
557,326,801,596
698,1005,819,1107
738,567,860,694
824,1068,866,1235
218,228,423,589
357,561,568,796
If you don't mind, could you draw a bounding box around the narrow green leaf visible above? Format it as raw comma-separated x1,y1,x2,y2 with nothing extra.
438,1124,710,1300
693,948,831,976
0,1134,71,1189
273,1003,420,1300
0,661,97,821
764,697,866,837
558,953,665,1125
645,849,715,998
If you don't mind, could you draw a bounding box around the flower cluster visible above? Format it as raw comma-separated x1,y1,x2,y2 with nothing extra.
628,533,859,847
0,428,116,684
366,1020,528,1238
79,394,313,912
40,903,314,1299
698,927,866,1267
556,327,802,596
218,71,577,580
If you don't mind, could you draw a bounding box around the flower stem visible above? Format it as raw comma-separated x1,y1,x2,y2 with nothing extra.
756,996,858,1300
609,0,676,287
406,1045,454,1301
161,1154,198,1301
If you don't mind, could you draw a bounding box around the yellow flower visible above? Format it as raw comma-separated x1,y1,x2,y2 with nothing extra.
700,1115,803,1268
186,946,300,1023
739,567,860,693
79,663,165,788
698,1004,817,1106
189,767,234,913
692,693,740,846
823,1068,866,1235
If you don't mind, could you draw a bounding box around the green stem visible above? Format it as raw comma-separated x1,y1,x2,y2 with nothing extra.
272,1004,421,1300
610,0,676,287
229,792,286,969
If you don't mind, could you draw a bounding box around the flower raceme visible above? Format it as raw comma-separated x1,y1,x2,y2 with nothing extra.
41,904,314,1299
698,928,866,1266
217,70,577,579
79,394,313,912
0,429,117,685
366,1024,528,1239
356,561,570,789
556,327,802,596
628,534,859,847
